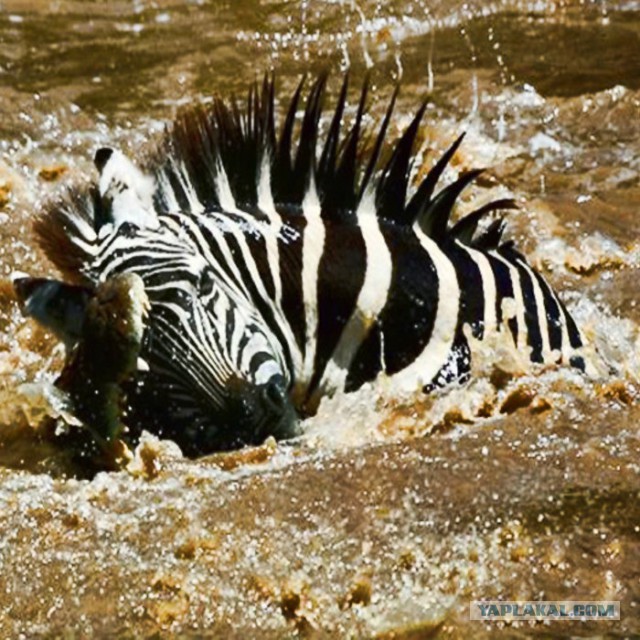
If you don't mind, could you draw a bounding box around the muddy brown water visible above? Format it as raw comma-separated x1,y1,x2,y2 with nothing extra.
0,1,638,637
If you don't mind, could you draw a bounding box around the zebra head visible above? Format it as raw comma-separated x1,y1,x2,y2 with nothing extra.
131,268,299,455
16,147,299,456
95,147,300,455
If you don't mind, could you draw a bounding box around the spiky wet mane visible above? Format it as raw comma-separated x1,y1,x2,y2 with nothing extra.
36,74,516,279
34,182,101,284
148,74,515,235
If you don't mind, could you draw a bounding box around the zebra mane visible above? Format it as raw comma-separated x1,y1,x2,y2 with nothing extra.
148,74,516,240
35,74,516,280
34,182,102,283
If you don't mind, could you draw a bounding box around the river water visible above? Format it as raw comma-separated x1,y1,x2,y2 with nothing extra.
0,1,638,637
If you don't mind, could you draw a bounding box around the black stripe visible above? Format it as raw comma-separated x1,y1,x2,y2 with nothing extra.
239,220,296,375
558,298,583,349
220,223,263,305
569,355,585,371
155,165,192,212
444,240,485,339
249,350,274,374
486,253,517,342
530,269,563,356
345,322,382,391
244,221,276,301
378,226,439,375
306,219,367,398
277,216,307,353
235,325,259,370
192,216,243,288
499,249,543,363
224,303,236,355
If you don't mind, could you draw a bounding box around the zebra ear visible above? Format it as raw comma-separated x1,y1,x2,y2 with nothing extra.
13,276,92,348
94,147,159,233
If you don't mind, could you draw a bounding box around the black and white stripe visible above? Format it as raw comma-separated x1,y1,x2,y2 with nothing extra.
32,74,588,454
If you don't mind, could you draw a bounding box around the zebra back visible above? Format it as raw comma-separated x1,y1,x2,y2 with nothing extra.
33,75,589,424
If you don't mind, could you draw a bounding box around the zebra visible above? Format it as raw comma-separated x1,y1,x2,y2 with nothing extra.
14,75,589,457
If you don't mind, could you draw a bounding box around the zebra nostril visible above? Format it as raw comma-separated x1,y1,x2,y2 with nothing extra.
257,378,300,442
261,379,288,414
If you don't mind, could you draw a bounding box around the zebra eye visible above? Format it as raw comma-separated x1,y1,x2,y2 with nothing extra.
118,221,138,237
199,268,216,297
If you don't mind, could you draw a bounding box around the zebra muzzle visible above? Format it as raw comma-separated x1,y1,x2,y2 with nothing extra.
215,375,299,451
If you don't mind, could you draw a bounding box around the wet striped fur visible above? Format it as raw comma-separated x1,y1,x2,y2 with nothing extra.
27,75,587,455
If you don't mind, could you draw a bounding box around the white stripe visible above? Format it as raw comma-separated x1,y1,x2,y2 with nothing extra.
173,158,205,214
156,170,181,212
391,228,460,391
66,208,98,243
254,360,282,385
69,234,99,259
253,159,285,318
517,258,553,362
456,241,498,335
229,312,248,366
533,274,573,364
255,161,304,379
490,250,527,351
61,204,99,259
262,223,282,301
557,303,573,364
320,200,392,393
255,154,285,316
300,177,325,387
240,332,271,373
214,158,237,213
257,154,278,222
